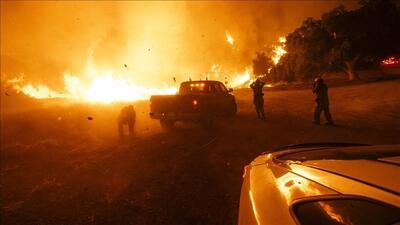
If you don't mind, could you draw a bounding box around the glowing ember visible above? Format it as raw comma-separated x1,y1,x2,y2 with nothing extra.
272,36,287,65
226,32,234,46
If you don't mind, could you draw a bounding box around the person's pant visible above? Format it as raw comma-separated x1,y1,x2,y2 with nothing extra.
255,103,265,119
118,120,135,138
314,102,333,123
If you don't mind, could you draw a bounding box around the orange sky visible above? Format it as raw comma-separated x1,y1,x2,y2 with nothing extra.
1,1,359,90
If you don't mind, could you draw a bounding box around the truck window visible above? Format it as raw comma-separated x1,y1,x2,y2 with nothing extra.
180,82,213,94
216,83,228,93
179,82,227,94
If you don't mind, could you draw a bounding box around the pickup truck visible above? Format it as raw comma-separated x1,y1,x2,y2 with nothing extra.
149,80,237,128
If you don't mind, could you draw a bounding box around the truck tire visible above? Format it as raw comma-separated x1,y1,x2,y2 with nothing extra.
160,119,175,129
232,103,237,115
227,102,237,116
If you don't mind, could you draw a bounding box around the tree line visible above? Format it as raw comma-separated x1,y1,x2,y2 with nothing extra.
253,0,400,81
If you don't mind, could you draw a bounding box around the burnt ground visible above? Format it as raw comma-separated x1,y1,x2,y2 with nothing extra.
1,80,400,225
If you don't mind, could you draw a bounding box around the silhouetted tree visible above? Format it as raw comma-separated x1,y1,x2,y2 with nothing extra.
322,1,400,80
252,52,272,77
282,18,333,80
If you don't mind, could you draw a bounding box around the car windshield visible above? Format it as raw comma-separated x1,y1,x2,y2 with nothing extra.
292,198,400,225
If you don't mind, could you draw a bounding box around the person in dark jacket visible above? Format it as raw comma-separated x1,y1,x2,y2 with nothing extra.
250,79,266,119
312,78,334,125
118,105,136,139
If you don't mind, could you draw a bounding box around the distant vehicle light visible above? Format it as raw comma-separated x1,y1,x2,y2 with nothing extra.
381,56,400,67
192,99,198,106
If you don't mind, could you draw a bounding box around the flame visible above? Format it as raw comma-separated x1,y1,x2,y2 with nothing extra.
272,36,287,65
208,65,273,89
8,34,278,102
230,68,251,88
226,32,234,46
210,64,221,79
9,65,270,102
10,82,66,99
85,75,177,103
8,72,177,103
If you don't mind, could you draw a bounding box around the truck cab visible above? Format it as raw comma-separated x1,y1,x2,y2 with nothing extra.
149,80,237,128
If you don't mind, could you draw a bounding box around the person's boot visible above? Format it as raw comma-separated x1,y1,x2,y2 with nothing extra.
325,121,334,126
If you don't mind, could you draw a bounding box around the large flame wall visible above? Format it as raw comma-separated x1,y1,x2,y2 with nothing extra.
1,1,359,102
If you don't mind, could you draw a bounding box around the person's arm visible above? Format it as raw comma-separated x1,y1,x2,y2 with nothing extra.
312,83,319,93
250,82,255,89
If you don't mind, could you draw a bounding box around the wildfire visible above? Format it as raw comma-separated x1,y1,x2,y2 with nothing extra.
272,36,287,65
85,75,177,103
8,72,178,103
226,32,234,46
8,65,268,102
7,32,280,102
230,68,251,88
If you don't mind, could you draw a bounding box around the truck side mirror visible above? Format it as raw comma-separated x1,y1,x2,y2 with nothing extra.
228,88,233,93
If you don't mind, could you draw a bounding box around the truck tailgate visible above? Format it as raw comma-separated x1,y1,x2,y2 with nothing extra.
150,94,210,115
150,95,181,113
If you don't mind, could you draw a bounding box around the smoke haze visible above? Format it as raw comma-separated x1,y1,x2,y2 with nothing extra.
1,1,359,90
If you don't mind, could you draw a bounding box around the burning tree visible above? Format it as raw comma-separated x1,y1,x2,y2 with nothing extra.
278,18,333,81
276,0,400,81
252,37,287,81
252,52,273,78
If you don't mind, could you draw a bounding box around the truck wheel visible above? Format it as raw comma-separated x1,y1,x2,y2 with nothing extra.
160,120,175,129
227,103,237,116
232,103,237,115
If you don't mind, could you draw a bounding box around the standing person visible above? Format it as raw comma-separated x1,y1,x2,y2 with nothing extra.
118,105,136,139
312,78,334,125
250,79,266,120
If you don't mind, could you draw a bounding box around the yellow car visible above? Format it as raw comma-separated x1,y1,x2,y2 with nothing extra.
239,143,400,225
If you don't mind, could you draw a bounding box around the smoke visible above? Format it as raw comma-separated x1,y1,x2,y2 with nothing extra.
1,1,359,89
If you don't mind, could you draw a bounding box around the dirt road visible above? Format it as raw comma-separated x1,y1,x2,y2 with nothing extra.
2,80,400,225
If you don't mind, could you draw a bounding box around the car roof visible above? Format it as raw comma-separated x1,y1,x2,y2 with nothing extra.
254,145,400,206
